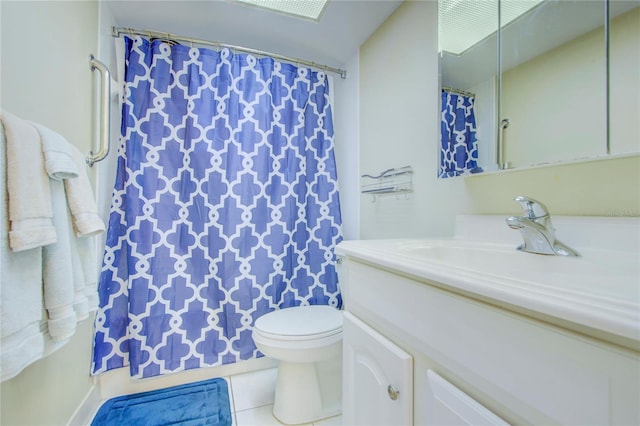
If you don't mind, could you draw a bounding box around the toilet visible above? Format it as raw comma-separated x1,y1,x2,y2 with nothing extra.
252,305,343,425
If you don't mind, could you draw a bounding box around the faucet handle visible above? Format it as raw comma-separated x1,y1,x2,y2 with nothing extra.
514,196,549,219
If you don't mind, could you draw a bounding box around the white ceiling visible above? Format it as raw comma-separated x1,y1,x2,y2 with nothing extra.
105,0,404,71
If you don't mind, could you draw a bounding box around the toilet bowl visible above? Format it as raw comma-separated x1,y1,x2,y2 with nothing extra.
252,305,343,425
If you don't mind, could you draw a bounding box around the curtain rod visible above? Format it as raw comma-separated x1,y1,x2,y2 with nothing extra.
442,86,475,97
112,26,347,79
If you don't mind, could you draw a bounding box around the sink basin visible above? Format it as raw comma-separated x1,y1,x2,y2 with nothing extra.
394,239,639,303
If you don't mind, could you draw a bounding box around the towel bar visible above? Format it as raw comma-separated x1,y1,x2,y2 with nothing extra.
87,54,111,166
497,118,510,170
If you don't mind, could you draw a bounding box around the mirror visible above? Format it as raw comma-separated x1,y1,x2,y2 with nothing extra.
438,0,640,177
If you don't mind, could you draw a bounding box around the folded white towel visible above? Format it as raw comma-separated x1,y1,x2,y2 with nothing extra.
31,123,79,181
0,111,57,251
0,121,95,381
78,235,100,314
69,233,100,321
72,233,89,317
42,180,78,342
34,121,100,319
0,122,46,381
0,324,45,383
64,146,106,237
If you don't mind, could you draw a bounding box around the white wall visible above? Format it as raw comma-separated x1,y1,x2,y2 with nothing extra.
333,54,360,241
95,0,122,252
359,0,472,239
358,0,640,240
0,2,99,425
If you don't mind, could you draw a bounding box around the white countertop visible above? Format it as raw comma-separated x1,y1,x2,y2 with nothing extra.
336,216,640,350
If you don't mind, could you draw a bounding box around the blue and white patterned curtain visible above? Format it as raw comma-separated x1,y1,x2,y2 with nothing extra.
92,36,343,378
439,89,482,178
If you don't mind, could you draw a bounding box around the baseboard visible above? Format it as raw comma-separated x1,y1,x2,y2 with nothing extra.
68,382,101,426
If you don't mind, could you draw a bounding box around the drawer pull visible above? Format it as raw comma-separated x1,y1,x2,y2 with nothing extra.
388,384,400,400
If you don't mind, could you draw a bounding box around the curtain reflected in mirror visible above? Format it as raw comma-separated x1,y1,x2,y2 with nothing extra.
439,88,483,178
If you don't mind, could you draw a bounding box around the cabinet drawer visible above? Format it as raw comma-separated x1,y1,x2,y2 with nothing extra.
425,370,508,425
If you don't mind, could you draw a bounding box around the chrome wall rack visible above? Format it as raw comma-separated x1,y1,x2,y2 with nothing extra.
360,166,413,201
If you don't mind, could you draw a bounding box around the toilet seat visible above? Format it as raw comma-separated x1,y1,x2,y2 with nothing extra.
253,305,343,341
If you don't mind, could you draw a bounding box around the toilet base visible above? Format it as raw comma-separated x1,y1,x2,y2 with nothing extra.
272,359,341,425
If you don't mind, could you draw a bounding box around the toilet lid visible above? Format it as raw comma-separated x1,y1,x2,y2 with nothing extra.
253,305,343,340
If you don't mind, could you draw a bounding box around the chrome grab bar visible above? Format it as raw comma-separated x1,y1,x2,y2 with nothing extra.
497,118,510,170
87,54,111,166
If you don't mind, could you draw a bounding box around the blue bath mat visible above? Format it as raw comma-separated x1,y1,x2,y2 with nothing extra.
91,377,232,426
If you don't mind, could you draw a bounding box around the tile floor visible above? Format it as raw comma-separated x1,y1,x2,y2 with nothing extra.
228,368,342,426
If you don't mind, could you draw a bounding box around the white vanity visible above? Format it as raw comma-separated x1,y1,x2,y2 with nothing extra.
336,215,639,425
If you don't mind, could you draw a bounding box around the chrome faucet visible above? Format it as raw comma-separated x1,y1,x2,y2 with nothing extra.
506,196,578,256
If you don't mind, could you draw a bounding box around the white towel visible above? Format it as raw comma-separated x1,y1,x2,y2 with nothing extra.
42,180,78,342
0,110,57,251
0,122,47,381
0,120,96,381
34,123,101,339
80,237,100,313
69,233,100,320
32,123,79,181
64,147,106,237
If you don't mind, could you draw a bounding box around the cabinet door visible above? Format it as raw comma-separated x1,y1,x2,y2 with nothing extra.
343,312,413,425
425,370,509,425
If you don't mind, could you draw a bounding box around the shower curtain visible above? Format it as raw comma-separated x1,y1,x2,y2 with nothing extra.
439,89,482,178
92,36,343,378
